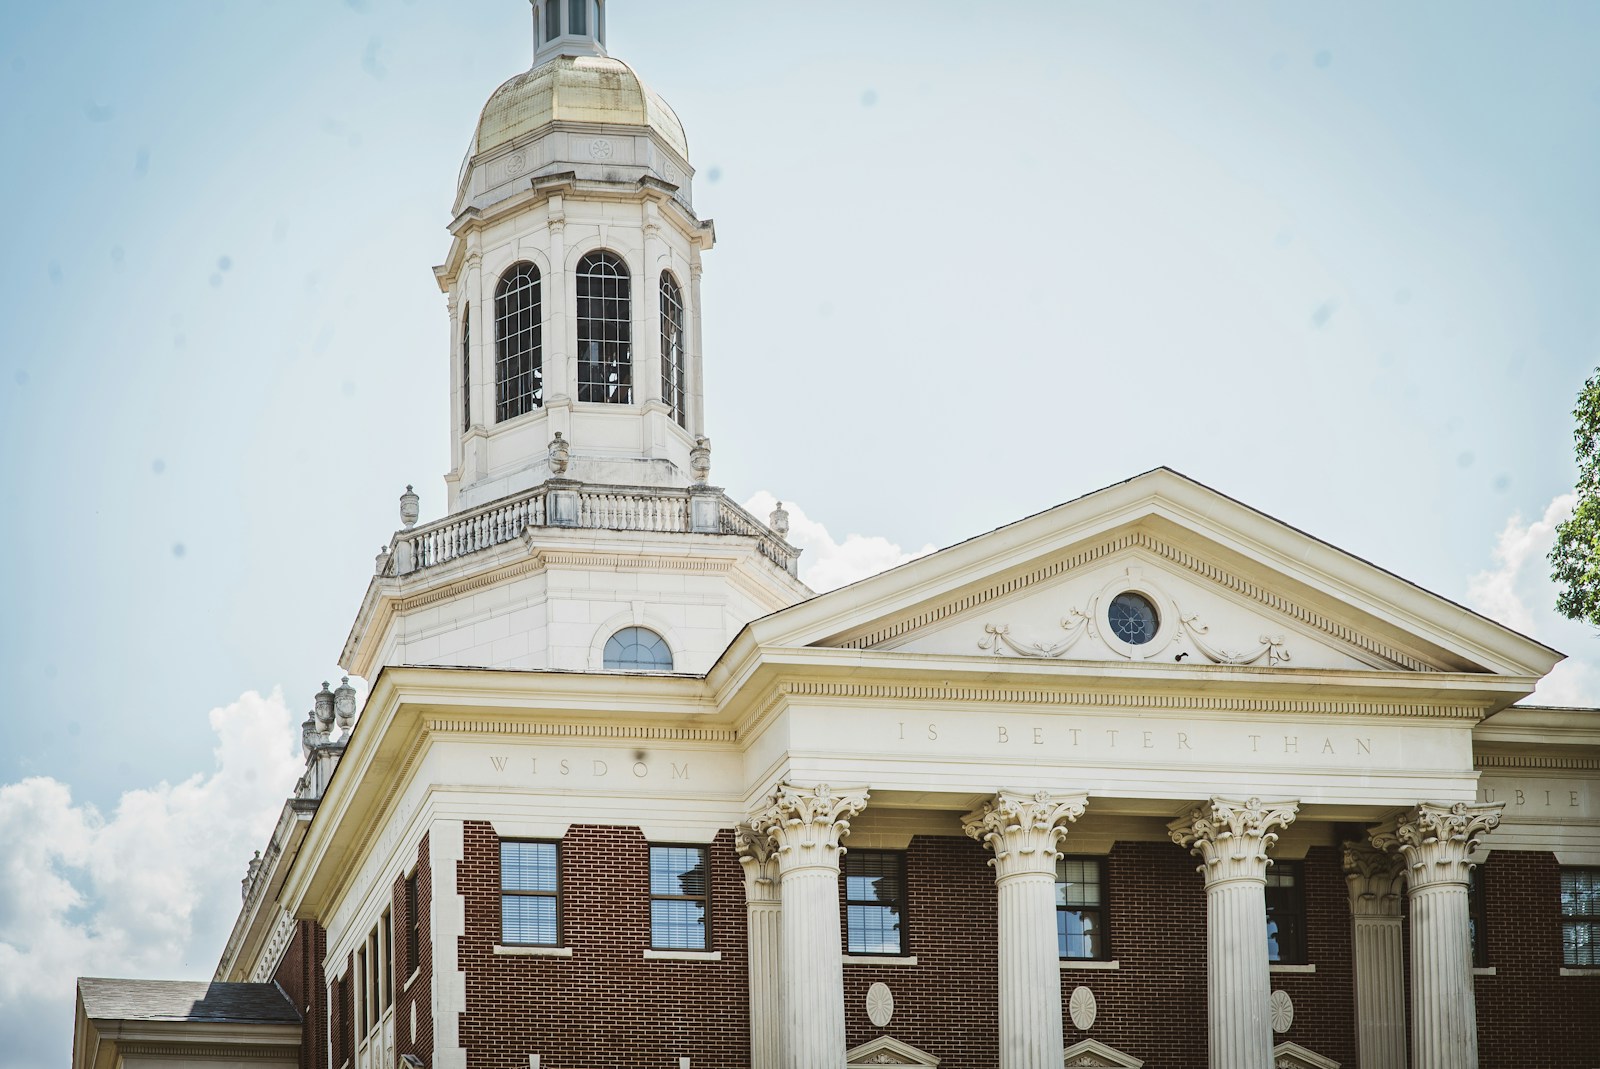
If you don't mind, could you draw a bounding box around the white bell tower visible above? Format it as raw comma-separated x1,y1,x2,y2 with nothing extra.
438,0,712,511
341,4,806,682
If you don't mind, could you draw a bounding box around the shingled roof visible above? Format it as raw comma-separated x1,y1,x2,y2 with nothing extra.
77,978,300,1024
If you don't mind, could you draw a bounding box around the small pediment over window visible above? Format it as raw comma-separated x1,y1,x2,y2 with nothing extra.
1273,1041,1340,1069
846,1035,941,1067
1063,1038,1145,1068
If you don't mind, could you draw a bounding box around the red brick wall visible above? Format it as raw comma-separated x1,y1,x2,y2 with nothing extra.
273,919,328,1069
1267,846,1355,1065
457,822,750,1068
394,832,435,1065
1475,849,1600,1067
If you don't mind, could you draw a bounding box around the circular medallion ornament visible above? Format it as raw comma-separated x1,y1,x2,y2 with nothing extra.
1270,989,1294,1034
865,982,894,1028
1068,985,1097,1031
589,137,614,160
505,152,527,177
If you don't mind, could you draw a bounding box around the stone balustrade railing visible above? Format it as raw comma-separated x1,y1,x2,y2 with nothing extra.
383,483,799,577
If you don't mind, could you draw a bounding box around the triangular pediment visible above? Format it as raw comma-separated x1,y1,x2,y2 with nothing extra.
845,1035,940,1067
1272,1041,1340,1069
751,469,1560,684
1063,1038,1145,1068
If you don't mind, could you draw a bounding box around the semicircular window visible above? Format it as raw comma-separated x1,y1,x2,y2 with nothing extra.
604,627,673,670
1107,592,1159,646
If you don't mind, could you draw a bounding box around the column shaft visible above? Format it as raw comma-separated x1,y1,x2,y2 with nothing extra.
747,899,782,1069
1169,797,1298,1069
1207,878,1272,1067
1410,884,1478,1069
996,872,1066,1069
1351,915,1407,1068
780,866,848,1069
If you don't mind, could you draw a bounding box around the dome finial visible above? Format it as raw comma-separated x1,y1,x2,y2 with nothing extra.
531,0,608,65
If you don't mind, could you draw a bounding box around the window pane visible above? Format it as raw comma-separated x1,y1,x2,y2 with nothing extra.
604,627,672,670
568,0,586,35
846,904,901,954
576,251,632,404
501,842,558,893
545,1,560,41
501,895,558,945
650,846,707,897
495,263,543,420
1056,858,1102,907
1058,908,1101,959
651,899,706,949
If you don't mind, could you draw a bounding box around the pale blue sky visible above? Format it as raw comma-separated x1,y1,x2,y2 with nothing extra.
1,4,1599,1062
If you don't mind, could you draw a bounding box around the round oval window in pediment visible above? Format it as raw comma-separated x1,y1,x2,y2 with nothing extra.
1107,592,1159,646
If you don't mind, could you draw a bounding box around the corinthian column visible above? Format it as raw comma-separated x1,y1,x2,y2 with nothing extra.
1343,841,1408,1069
1370,801,1503,1069
1168,797,1299,1069
962,790,1089,1069
736,824,782,1069
748,783,869,1069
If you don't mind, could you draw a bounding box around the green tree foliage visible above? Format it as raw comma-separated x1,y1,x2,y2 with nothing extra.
1550,372,1600,626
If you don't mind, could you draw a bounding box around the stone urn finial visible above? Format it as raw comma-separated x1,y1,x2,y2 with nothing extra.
313,681,335,731
333,676,357,732
690,436,712,485
399,484,420,529
770,500,790,540
548,432,570,477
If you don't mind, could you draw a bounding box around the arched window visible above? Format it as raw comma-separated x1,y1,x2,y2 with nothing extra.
495,263,542,421
659,272,687,427
460,304,471,432
576,250,632,404
603,627,672,670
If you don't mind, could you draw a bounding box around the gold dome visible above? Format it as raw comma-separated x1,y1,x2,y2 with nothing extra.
473,54,688,161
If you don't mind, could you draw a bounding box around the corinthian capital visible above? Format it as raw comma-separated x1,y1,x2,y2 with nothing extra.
1168,796,1299,886
1343,840,1407,916
735,822,780,904
747,782,869,876
1368,801,1503,890
962,789,1089,880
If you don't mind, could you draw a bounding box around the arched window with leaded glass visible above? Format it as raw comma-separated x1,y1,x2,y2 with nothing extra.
603,627,672,670
659,271,687,427
576,250,632,404
460,304,471,432
495,263,542,421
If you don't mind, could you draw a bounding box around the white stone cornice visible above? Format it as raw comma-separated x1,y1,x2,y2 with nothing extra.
1168,796,1299,886
1343,841,1406,916
961,789,1089,881
735,822,780,904
748,781,869,877
1369,801,1504,890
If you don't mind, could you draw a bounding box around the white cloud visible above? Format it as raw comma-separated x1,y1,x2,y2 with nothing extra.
1465,493,1600,706
744,492,938,593
0,690,302,1069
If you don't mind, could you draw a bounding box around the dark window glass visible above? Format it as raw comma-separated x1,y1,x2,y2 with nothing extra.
1468,866,1488,967
366,930,379,1030
501,841,560,946
576,250,632,404
381,910,392,1009
405,871,420,974
845,850,905,955
1107,591,1159,645
1562,867,1600,966
355,946,367,1035
1056,856,1107,960
495,263,542,421
1266,861,1308,965
568,0,587,35
603,626,672,670
595,0,605,43
650,845,709,949
544,0,560,42
460,305,471,432
659,272,687,427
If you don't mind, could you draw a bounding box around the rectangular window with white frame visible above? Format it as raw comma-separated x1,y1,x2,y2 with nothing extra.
501,840,560,946
1056,856,1108,960
1562,866,1600,966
